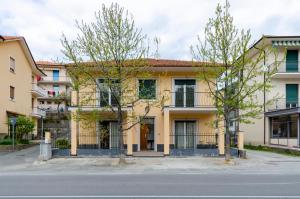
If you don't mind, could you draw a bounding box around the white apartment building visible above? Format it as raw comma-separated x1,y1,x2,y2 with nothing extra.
36,61,72,113
241,35,300,150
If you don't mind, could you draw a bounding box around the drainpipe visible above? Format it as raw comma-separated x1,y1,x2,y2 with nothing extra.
254,46,266,145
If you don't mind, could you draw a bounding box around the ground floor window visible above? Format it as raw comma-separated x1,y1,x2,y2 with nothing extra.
98,121,119,149
271,115,298,138
174,121,196,149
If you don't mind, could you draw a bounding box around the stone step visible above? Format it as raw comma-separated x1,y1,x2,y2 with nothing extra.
132,151,164,157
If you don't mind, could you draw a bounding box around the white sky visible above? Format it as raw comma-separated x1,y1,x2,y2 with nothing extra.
1,0,300,61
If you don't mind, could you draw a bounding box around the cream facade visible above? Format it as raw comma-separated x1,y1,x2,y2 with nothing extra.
0,35,46,137
68,59,224,156
36,61,71,113
240,36,300,149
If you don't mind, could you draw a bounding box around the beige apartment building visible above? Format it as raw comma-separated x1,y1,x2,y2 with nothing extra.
0,35,46,137
241,35,300,150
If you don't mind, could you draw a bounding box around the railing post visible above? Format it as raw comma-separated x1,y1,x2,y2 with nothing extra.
163,109,170,155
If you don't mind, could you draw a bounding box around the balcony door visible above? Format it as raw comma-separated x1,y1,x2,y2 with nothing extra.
97,79,119,107
174,121,196,149
286,84,298,108
174,80,196,107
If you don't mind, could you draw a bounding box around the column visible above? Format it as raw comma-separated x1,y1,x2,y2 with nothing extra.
218,131,225,155
238,132,244,150
163,109,170,155
70,110,78,156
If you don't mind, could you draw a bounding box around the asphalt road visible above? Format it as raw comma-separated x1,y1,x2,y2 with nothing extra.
0,173,300,198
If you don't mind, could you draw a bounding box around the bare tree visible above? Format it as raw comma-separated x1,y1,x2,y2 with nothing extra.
61,3,161,162
191,0,280,161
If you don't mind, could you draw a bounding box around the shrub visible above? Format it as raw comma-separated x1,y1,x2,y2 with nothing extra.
17,139,29,145
55,139,70,149
0,138,13,145
15,116,35,141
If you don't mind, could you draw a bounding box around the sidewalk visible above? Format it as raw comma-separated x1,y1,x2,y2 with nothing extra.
1,147,300,175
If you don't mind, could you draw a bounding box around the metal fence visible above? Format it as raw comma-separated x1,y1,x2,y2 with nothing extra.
170,133,218,149
77,133,127,150
165,91,215,108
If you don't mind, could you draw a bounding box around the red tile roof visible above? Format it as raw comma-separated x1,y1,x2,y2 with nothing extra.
36,61,62,66
1,36,23,40
146,58,210,67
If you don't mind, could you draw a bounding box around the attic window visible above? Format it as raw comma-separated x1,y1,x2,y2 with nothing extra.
10,57,15,72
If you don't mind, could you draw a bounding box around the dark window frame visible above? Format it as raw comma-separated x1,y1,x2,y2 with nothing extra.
10,86,15,100
9,57,15,73
138,79,156,100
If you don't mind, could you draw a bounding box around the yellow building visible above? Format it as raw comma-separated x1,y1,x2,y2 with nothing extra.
68,59,224,156
0,35,46,138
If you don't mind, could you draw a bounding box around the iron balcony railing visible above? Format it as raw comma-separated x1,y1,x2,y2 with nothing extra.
164,91,215,108
266,98,300,111
71,91,216,109
169,133,218,149
270,61,300,73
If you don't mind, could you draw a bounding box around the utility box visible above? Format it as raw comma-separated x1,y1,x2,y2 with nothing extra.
39,132,52,161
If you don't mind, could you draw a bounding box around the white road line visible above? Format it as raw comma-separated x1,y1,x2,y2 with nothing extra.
0,196,300,198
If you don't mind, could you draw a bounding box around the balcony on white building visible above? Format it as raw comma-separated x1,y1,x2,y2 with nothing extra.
32,107,46,118
31,83,47,97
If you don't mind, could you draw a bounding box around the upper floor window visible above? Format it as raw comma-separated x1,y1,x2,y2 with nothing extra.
53,70,59,81
10,86,15,100
174,79,196,107
138,79,156,100
97,79,119,107
10,57,15,73
286,50,298,72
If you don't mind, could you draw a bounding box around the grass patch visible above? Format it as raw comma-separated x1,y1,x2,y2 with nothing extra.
245,144,300,157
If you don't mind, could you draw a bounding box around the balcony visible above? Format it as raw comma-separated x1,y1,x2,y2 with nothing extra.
163,91,217,112
32,107,46,118
68,91,131,112
265,98,300,117
31,83,47,97
38,76,71,85
271,61,300,79
266,98,299,111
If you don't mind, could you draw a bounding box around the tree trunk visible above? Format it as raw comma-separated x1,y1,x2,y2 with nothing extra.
225,117,231,161
118,105,126,164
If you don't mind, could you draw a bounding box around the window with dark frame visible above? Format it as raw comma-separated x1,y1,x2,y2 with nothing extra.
10,57,15,72
271,115,298,138
10,86,15,100
138,79,156,100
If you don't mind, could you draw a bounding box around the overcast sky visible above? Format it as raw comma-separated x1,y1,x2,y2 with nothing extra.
1,0,300,61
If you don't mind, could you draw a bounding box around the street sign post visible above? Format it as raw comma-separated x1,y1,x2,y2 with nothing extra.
10,118,17,151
